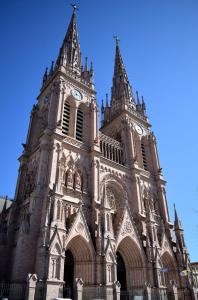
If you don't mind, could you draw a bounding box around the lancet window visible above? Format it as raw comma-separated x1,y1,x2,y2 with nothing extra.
141,142,148,171
62,101,70,135
76,107,83,141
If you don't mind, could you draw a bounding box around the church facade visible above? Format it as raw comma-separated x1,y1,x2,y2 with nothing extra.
0,7,196,300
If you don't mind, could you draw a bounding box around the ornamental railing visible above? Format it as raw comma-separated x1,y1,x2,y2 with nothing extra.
99,133,124,165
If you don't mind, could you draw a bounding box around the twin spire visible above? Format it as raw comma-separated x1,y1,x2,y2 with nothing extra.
56,5,81,74
42,5,147,120
111,37,134,108
42,4,94,89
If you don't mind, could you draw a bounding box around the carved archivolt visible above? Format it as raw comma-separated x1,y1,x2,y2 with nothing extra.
100,174,128,208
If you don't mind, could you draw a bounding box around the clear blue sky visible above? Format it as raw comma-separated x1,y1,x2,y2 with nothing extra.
0,0,198,261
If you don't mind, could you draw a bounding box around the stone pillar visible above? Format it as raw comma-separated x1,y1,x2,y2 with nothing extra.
113,281,121,300
168,281,178,300
25,273,37,300
191,286,198,300
75,278,83,300
144,282,151,300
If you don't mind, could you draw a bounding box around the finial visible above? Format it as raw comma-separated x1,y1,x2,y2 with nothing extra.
84,57,88,72
106,93,109,107
136,91,140,104
101,99,104,113
42,67,48,85
142,95,146,111
70,3,78,13
50,61,54,75
90,61,94,75
113,35,120,46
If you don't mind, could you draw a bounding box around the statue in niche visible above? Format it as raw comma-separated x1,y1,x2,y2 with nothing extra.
149,197,155,211
24,162,38,198
65,169,73,188
74,171,81,190
21,213,30,234
106,187,117,210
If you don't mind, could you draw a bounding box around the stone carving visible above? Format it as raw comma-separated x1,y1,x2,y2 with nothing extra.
66,169,73,188
123,220,132,234
74,171,81,190
106,187,117,209
77,222,84,232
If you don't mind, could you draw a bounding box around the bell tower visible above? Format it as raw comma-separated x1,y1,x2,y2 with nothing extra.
7,6,99,293
0,5,194,300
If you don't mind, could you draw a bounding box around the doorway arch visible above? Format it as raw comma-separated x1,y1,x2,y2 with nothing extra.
161,252,179,286
117,236,145,290
63,249,74,298
64,235,94,295
116,251,127,291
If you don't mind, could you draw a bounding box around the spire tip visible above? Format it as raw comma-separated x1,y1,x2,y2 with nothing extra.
113,35,120,46
70,3,78,13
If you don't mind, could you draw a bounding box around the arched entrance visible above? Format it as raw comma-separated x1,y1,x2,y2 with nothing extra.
63,235,94,297
63,249,74,298
117,237,145,291
161,252,179,287
117,252,127,291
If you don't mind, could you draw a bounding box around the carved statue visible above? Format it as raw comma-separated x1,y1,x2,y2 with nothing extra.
66,169,73,188
75,172,81,190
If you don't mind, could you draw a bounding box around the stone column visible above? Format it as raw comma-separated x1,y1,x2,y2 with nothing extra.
191,286,198,300
113,281,121,300
75,278,84,300
144,282,151,300
25,273,37,300
168,281,178,300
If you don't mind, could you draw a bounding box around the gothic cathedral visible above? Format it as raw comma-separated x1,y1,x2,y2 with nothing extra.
0,7,196,300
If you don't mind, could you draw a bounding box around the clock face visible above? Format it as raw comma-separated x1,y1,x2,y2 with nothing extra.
134,124,143,135
71,89,83,101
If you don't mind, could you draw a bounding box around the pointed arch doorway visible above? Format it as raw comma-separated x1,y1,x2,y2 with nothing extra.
63,249,74,298
117,251,127,291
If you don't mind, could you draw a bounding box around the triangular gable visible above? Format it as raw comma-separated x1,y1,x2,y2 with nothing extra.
161,232,174,258
115,206,141,249
65,206,92,246
49,226,62,253
104,238,117,263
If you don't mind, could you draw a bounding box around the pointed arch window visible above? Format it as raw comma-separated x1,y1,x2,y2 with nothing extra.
62,101,70,135
76,107,83,141
141,143,148,171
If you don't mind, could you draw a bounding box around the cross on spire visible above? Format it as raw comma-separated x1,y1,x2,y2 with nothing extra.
113,35,120,46
70,3,78,13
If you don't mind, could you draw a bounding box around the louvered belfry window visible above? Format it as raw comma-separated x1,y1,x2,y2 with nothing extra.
62,102,70,135
76,107,83,141
141,143,148,171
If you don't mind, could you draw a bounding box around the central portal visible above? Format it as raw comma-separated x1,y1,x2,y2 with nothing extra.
117,252,127,291
63,249,74,298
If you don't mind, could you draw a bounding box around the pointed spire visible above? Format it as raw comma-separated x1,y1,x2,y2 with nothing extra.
49,61,54,75
105,93,109,107
101,99,104,114
174,204,183,231
136,91,140,105
84,57,88,72
111,37,135,115
90,61,94,77
42,67,48,86
56,4,82,75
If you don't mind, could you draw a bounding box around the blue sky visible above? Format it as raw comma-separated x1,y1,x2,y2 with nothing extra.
0,0,198,261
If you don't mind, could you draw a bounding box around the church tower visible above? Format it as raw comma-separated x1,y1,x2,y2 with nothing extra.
0,6,196,300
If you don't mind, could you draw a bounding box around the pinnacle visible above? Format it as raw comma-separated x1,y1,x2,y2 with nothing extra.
56,6,82,74
111,41,134,109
